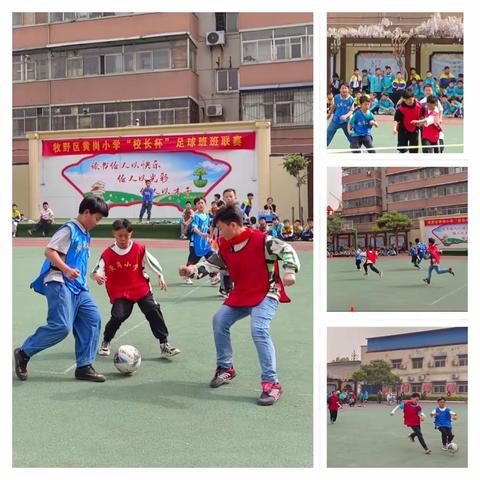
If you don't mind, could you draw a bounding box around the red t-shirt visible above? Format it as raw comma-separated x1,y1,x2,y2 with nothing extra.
328,395,340,411
428,244,440,265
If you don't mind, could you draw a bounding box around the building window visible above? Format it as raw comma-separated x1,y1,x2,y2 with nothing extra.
343,167,379,176
343,196,382,209
457,381,468,393
387,182,468,203
13,38,193,83
47,12,131,23
432,382,446,394
241,24,313,64
387,168,468,185
343,178,382,193
215,13,238,32
410,383,422,393
458,354,468,366
241,87,312,126
217,69,239,92
412,358,423,369
13,99,199,138
433,356,447,368
391,359,402,369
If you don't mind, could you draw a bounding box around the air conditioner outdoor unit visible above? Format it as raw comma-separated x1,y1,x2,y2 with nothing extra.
408,376,414,381
418,375,425,381
400,365,407,370
206,104,223,117
81,107,90,115
427,362,433,368
452,373,460,380
452,360,459,367
206,31,225,46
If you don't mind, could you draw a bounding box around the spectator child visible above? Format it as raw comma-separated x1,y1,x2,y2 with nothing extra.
270,216,283,239
378,94,395,115
301,218,313,241
281,219,295,241
28,202,55,237
293,220,303,239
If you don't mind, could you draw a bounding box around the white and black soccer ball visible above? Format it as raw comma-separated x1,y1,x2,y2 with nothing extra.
447,442,458,454
113,345,141,374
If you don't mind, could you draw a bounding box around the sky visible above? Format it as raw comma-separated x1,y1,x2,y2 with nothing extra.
327,327,440,362
326,167,342,210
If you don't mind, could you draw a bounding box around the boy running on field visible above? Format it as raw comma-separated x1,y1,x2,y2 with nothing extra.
415,238,428,267
179,206,300,406
355,248,365,270
92,219,180,358
390,392,431,454
409,242,420,269
328,391,342,423
363,246,382,277
423,237,455,285
430,397,457,450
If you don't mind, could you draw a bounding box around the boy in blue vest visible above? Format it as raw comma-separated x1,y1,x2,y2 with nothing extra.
139,178,155,223
14,196,110,382
179,206,300,406
415,238,428,267
409,242,420,269
348,95,378,153
327,83,354,146
430,397,457,450
355,248,365,270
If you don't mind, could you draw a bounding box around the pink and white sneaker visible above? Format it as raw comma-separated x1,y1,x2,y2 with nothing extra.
257,381,282,406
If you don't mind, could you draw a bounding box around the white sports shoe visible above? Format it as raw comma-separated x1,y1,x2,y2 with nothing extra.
160,343,181,358
210,273,221,286
98,341,111,356
185,277,193,285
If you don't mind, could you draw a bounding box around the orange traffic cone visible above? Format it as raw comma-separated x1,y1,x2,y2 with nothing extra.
350,306,356,312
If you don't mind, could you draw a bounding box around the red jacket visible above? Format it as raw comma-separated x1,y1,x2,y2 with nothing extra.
428,244,440,265
328,395,340,411
396,100,423,133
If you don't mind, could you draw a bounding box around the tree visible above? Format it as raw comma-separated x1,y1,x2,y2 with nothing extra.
352,360,401,386
332,356,351,363
282,154,311,222
193,167,208,188
376,210,412,251
327,213,343,250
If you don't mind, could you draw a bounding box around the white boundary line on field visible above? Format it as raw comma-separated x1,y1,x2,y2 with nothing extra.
430,284,467,306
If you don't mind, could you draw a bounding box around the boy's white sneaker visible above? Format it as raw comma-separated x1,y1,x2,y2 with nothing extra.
185,277,193,285
98,341,111,356
160,343,181,358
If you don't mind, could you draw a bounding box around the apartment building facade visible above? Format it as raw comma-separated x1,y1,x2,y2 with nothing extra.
361,328,468,398
336,167,467,249
13,12,313,218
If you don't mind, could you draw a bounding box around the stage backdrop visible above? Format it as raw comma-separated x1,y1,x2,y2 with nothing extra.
421,216,468,251
30,125,267,219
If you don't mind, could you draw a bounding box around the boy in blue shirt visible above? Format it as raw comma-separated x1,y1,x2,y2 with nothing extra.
327,83,354,146
348,95,378,153
446,80,456,98
184,197,219,285
378,93,395,115
414,79,425,100
409,242,420,269
415,238,427,267
355,248,365,270
454,80,463,100
430,397,457,450
369,67,383,100
139,178,155,223
369,92,379,113
424,71,437,94
14,196,110,382
382,65,394,99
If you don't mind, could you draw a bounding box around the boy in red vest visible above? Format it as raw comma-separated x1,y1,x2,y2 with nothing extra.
328,391,342,423
390,392,431,454
423,237,455,285
364,247,382,278
92,219,180,358
179,206,300,406
393,87,423,153
411,95,443,153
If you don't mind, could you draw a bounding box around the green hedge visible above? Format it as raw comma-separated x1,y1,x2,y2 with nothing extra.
16,222,181,239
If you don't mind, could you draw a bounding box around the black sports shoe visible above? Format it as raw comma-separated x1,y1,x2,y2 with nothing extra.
14,348,29,381
257,381,282,406
75,365,106,382
209,367,236,388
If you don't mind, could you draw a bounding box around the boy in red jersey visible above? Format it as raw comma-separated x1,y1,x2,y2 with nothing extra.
179,206,300,406
363,247,382,278
423,237,455,285
411,95,443,153
393,87,423,153
390,392,431,454
328,391,342,423
91,219,180,358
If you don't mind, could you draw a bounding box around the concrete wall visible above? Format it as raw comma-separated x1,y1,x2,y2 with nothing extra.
269,154,309,221
12,165,30,217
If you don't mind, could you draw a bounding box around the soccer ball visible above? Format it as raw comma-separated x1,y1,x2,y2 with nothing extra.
113,345,141,374
447,442,458,454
